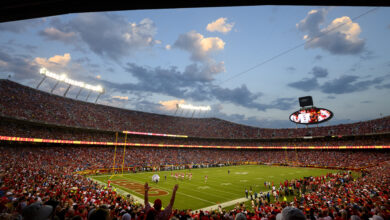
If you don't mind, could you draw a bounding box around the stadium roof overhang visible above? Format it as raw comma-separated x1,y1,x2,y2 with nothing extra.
0,0,385,23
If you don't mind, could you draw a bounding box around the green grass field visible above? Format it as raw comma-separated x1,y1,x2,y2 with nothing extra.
89,165,341,210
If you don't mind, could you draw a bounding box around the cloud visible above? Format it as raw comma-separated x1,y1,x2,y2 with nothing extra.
289,69,387,94
102,63,193,99
211,110,295,129
0,51,100,86
0,19,43,33
320,75,359,94
0,50,38,81
210,84,267,110
206,17,234,34
112,95,128,100
287,66,327,91
183,62,225,82
286,66,296,72
98,95,129,109
297,9,328,36
174,31,225,62
314,55,323,60
45,13,159,61
173,30,226,80
39,27,77,43
376,83,390,89
288,77,319,92
159,99,185,111
98,62,295,112
132,100,162,114
297,8,365,55
310,66,328,78
34,53,71,71
269,98,297,110
320,74,385,94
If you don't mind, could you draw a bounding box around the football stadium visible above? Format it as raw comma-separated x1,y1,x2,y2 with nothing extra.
1,79,390,219
1,2,390,220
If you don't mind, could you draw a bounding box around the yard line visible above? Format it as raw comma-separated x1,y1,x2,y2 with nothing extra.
119,175,217,205
189,178,264,194
146,173,245,195
157,177,240,197
108,173,272,213
91,178,149,205
127,174,229,202
90,172,266,195
146,174,252,197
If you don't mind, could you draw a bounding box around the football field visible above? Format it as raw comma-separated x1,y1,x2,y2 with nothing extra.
89,165,340,210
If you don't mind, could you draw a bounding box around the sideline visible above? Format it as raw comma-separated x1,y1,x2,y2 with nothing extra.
193,190,272,212
194,197,249,212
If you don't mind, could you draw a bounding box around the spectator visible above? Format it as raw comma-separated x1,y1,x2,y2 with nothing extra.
22,202,53,220
144,182,179,220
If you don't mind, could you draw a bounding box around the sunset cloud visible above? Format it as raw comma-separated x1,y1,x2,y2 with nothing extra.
206,17,234,34
34,53,71,70
297,9,365,54
159,99,186,111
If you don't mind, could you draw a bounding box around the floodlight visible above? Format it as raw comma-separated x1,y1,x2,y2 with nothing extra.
59,74,67,81
178,104,211,111
38,67,104,94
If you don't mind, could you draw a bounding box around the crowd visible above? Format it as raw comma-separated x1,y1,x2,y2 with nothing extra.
1,144,390,220
1,80,390,139
1,79,390,219
0,143,388,171
191,162,390,220
1,117,389,148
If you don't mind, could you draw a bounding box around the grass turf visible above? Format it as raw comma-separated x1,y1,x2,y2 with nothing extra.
89,165,341,210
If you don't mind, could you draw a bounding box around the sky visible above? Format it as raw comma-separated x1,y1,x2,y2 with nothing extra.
0,5,389,128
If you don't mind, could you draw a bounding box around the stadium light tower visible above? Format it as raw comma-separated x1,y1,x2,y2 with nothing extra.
36,74,47,89
63,83,72,97
75,87,83,99
37,67,105,102
95,87,105,103
85,90,92,101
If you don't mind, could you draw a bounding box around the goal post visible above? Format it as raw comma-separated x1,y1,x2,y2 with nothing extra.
109,132,119,179
109,132,129,178
121,132,128,176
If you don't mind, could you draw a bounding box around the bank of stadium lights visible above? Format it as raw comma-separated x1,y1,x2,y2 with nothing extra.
37,67,104,103
175,103,211,118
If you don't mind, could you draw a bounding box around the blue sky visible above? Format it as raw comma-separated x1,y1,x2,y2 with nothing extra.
0,5,389,128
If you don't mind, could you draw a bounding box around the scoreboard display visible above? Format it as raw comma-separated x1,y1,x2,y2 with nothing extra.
289,107,333,124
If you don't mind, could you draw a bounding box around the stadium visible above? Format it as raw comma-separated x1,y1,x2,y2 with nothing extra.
1,1,390,220
1,78,390,219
